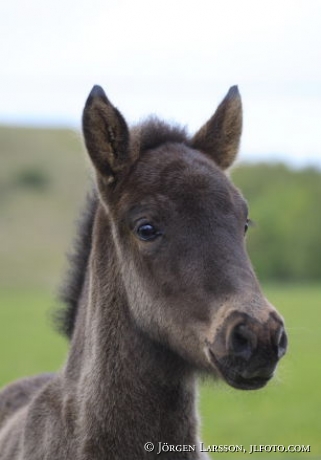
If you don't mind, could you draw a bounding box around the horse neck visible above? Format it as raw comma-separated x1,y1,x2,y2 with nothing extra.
63,204,199,457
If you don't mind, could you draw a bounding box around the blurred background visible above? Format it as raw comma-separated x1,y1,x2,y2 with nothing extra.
0,0,320,458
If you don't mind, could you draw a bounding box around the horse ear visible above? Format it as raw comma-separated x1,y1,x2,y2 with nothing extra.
191,86,242,170
82,85,130,182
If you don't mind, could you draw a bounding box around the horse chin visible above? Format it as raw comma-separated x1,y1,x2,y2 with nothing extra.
221,372,271,391
207,349,272,391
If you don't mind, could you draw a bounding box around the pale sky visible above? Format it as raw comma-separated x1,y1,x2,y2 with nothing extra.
0,0,320,167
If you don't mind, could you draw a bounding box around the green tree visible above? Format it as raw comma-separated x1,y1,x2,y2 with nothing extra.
232,163,321,281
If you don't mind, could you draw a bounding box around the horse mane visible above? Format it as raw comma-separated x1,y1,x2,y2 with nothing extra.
55,118,188,339
54,189,98,338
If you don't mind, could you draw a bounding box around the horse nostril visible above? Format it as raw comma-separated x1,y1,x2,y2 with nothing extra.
275,327,288,359
229,324,256,361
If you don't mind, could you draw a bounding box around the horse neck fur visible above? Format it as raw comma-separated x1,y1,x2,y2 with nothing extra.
63,203,199,456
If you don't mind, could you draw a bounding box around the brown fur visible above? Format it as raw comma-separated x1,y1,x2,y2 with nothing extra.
0,85,287,459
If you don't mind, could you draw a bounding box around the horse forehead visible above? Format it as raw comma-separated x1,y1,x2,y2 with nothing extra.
128,143,231,198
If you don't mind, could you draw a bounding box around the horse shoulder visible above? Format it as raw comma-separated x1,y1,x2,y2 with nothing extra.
0,374,54,429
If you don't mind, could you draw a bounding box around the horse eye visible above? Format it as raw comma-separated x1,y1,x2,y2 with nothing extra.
136,223,161,241
244,218,250,234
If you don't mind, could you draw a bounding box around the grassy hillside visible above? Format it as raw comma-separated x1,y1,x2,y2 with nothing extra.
1,125,321,287
0,125,90,289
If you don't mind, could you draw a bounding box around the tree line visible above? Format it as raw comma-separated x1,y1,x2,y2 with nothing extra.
232,163,321,281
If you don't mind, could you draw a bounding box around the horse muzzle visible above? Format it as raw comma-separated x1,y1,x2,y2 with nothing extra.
206,310,288,390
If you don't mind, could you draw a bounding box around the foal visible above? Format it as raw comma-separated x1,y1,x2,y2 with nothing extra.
0,85,287,459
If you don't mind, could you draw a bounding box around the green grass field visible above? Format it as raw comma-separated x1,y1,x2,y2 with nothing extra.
0,284,319,458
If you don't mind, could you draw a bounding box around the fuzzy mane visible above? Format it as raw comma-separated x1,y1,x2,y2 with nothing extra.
54,190,98,338
55,118,188,339
131,117,188,153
